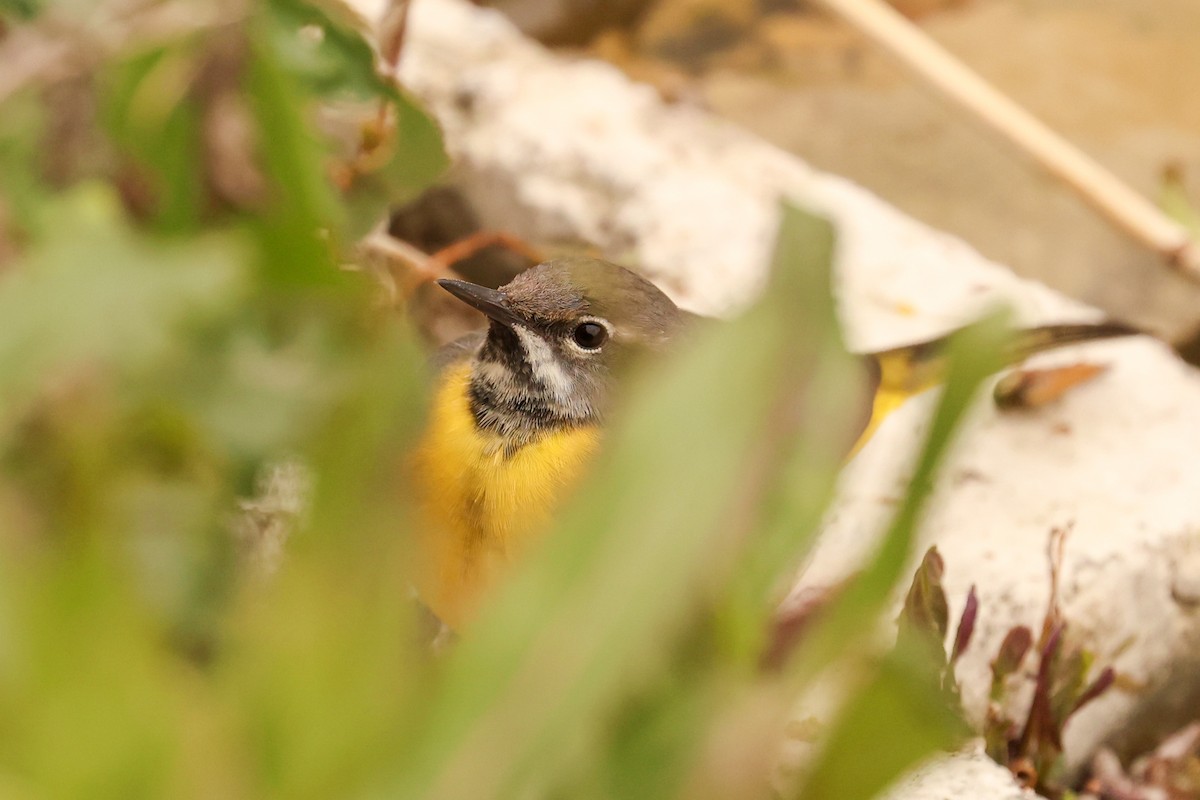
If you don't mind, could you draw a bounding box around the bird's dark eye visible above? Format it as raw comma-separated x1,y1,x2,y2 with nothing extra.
572,321,608,351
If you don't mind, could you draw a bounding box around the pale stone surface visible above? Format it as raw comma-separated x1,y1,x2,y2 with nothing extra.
880,746,1036,800
357,0,1200,793
390,0,1089,341
822,332,1200,769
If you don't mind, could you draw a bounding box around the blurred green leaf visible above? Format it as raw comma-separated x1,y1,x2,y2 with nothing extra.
783,309,1010,799
218,325,431,799
103,45,205,230
1160,166,1200,238
267,0,383,99
0,4,447,797
0,184,245,427
341,88,450,240
389,91,450,197
0,0,39,20
783,308,1010,690
246,22,341,287
796,645,968,800
264,0,449,237
0,88,52,236
716,204,860,663
594,674,719,800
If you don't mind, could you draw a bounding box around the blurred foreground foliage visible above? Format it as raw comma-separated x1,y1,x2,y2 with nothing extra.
0,1,1000,797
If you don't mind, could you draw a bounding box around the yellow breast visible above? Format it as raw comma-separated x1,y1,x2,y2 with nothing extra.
410,362,601,628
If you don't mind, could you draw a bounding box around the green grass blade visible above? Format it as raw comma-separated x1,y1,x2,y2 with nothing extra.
795,646,969,800
782,310,1009,689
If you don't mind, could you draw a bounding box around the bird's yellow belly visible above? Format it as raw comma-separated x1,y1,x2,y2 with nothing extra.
411,362,601,628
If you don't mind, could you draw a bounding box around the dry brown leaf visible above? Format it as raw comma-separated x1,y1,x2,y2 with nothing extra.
994,362,1110,411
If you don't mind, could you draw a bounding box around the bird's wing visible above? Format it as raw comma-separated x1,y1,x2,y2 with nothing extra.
847,320,1139,458
431,329,486,373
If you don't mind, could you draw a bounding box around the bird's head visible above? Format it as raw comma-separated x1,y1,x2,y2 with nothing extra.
438,257,683,437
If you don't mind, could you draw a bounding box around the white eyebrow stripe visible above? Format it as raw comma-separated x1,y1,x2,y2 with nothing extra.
512,325,575,402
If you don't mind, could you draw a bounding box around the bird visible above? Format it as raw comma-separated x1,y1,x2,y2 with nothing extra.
410,256,1136,629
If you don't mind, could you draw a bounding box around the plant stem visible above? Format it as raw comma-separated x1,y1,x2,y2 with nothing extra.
812,0,1200,282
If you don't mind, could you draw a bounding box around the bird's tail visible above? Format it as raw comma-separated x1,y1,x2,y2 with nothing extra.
1002,321,1141,362
849,320,1139,458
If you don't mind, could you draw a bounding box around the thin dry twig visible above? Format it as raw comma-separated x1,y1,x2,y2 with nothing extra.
811,0,1200,282
372,0,412,129
356,227,457,303
430,230,544,269
378,0,411,73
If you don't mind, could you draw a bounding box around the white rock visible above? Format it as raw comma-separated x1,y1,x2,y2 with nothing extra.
363,0,1200,790
881,746,1036,800
819,332,1200,770
392,0,1089,340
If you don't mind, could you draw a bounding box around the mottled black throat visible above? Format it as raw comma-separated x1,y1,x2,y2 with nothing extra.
467,326,594,449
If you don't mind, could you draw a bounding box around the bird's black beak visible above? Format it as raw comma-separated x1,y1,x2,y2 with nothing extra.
437,279,524,327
